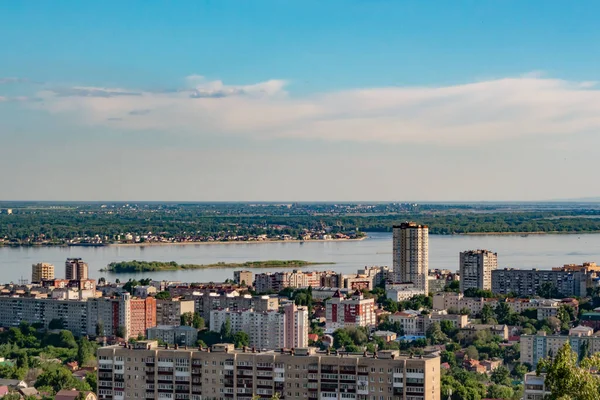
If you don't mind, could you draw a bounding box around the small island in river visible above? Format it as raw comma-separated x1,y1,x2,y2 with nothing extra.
100,260,334,273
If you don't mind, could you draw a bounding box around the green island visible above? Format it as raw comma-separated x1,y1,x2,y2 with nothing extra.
101,259,334,273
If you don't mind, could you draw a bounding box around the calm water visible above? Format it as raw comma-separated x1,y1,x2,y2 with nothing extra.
1,232,600,283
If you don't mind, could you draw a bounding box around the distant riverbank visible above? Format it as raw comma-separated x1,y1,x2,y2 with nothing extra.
0,237,367,248
461,231,600,236
108,237,367,247
100,260,335,273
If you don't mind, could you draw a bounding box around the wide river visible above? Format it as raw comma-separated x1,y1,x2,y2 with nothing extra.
1,232,600,283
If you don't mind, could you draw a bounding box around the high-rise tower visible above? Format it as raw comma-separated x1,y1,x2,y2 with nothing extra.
392,222,429,293
65,258,89,280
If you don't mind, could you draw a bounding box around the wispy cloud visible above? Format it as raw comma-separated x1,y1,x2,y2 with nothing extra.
128,109,151,116
0,77,30,84
24,73,600,145
187,76,287,98
50,86,143,98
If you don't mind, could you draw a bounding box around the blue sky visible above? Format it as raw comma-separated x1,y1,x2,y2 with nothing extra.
2,1,600,201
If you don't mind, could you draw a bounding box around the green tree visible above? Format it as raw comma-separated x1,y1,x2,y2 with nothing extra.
35,365,91,393
446,280,460,292
155,291,171,300
511,363,529,379
465,346,479,360
537,282,561,299
491,365,511,386
220,318,232,341
95,322,104,336
439,320,458,338
557,305,573,332
382,298,399,313
180,312,194,326
426,322,448,345
59,330,77,348
48,318,65,330
192,313,205,330
537,342,600,400
77,336,95,367
464,288,495,298
333,329,353,349
116,326,126,339
494,301,513,324
122,279,139,293
85,371,97,392
579,340,590,363
487,384,514,399
480,304,494,324
233,332,250,348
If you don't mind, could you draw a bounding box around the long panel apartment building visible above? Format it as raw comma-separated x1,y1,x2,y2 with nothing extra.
97,341,440,400
491,268,587,297
0,293,155,339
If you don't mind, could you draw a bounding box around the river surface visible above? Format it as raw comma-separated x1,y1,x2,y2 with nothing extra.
1,232,600,283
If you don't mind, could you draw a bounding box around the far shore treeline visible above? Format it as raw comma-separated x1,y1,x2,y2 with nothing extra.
3,202,600,247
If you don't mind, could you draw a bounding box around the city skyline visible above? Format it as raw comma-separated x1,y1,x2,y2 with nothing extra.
2,1,600,201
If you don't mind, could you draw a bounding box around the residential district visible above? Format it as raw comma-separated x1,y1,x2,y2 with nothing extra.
2,223,600,399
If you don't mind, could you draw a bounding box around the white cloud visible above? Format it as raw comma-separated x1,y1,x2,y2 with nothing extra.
29,74,600,145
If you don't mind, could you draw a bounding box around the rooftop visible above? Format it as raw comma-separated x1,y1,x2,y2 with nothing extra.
103,341,438,360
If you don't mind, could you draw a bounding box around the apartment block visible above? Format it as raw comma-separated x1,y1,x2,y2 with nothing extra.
0,293,155,339
459,250,497,292
523,373,550,400
156,299,195,326
233,271,253,286
283,303,309,348
65,258,89,280
0,296,90,335
388,310,468,336
254,270,332,293
392,223,428,293
520,326,600,367
209,304,308,350
210,309,286,350
432,293,497,314
385,283,426,302
325,290,376,331
31,263,55,283
147,325,198,347
130,296,157,338
491,268,587,297
193,291,279,321
97,341,441,400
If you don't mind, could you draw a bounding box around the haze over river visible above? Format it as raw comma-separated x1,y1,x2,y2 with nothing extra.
2,232,600,283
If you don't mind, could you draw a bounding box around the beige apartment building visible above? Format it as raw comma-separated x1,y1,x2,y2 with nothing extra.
31,262,55,283
156,298,195,326
233,271,253,287
97,341,440,400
